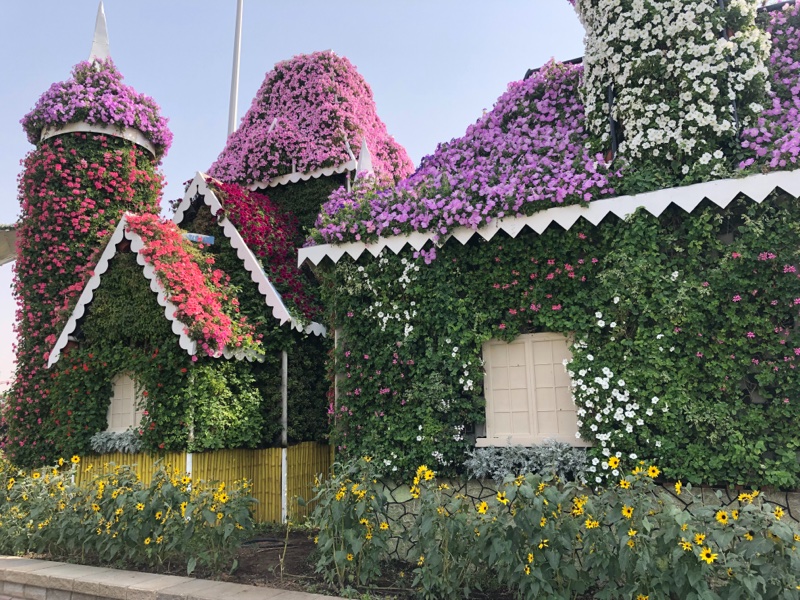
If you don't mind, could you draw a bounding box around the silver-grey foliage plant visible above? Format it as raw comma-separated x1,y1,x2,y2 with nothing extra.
463,439,588,484
89,429,143,455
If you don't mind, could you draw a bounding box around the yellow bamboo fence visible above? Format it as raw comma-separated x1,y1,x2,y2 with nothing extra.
74,451,185,486
287,442,335,521
74,443,333,523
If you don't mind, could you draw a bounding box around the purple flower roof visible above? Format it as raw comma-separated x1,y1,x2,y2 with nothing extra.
208,51,413,185
311,61,619,245
310,3,800,247
21,59,172,157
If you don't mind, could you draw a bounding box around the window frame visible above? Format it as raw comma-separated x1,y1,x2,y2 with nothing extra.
106,373,146,433
476,332,590,448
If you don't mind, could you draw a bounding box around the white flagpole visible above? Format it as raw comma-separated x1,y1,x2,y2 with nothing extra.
228,0,244,136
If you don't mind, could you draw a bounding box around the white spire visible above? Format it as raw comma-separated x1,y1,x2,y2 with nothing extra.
88,2,110,62
357,138,374,175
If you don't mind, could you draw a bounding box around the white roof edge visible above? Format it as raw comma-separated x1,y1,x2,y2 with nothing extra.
40,122,156,157
47,214,198,368
298,169,800,267
174,172,327,338
248,160,356,190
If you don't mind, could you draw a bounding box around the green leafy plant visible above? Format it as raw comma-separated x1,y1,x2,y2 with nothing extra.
307,457,394,590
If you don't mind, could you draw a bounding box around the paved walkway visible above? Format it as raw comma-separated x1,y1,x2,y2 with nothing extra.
0,556,345,600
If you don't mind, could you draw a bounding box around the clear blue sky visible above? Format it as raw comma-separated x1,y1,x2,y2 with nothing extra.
0,1,585,390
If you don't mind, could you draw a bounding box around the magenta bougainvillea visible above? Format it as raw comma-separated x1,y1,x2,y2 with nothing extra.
208,51,413,185
5,133,165,465
206,180,321,320
740,2,800,170
124,213,259,358
21,59,173,157
311,61,618,245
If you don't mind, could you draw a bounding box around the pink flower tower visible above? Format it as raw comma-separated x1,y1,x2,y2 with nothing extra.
4,4,171,465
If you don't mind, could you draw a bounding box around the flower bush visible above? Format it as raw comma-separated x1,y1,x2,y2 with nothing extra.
308,2,799,246
0,456,255,574
204,179,321,320
306,457,394,589
309,459,800,599
740,1,800,170
21,59,172,157
209,51,413,185
573,0,770,184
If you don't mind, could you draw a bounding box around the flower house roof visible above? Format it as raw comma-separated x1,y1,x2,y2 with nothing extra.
0,226,15,267
308,2,800,248
299,169,800,266
48,213,273,367
173,173,326,337
21,58,172,157
208,51,413,187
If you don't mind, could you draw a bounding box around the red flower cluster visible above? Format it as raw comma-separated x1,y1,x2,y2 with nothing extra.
125,213,259,357
208,180,320,320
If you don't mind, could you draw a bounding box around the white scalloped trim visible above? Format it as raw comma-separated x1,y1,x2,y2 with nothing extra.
248,160,356,190
174,172,327,337
299,169,800,266
40,122,157,157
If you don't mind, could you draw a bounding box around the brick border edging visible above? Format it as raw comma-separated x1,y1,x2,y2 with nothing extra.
0,557,340,600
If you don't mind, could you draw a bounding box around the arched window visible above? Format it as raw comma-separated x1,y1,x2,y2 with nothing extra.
106,373,145,433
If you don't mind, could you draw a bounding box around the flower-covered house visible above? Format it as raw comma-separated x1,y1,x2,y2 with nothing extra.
4,8,411,465
300,0,800,488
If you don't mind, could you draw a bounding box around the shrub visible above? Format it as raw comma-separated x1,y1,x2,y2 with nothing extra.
463,441,588,484
89,429,143,455
0,455,255,575
306,457,394,590
309,458,800,599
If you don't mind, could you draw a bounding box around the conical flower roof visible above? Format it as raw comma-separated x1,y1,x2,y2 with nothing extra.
21,58,172,157
209,51,413,185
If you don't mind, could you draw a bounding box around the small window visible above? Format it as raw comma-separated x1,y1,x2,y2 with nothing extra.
476,333,589,447
106,373,145,433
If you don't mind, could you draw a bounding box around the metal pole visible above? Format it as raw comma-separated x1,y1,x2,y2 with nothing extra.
281,349,288,523
227,0,244,136
281,350,288,447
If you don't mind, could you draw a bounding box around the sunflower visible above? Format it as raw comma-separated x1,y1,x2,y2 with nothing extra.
621,505,634,519
619,478,631,490
608,456,620,469
715,510,729,525
476,501,489,515
647,465,660,478
699,546,718,564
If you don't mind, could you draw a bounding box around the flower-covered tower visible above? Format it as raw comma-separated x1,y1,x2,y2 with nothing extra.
4,3,171,466
569,0,771,183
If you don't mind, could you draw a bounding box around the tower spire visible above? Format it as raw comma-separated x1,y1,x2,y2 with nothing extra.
88,1,110,62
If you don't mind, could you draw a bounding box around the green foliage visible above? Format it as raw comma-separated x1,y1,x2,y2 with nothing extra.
266,174,346,240
307,457,394,589
321,192,800,488
184,361,267,451
309,459,800,599
90,430,143,455
0,456,254,575
463,441,589,484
